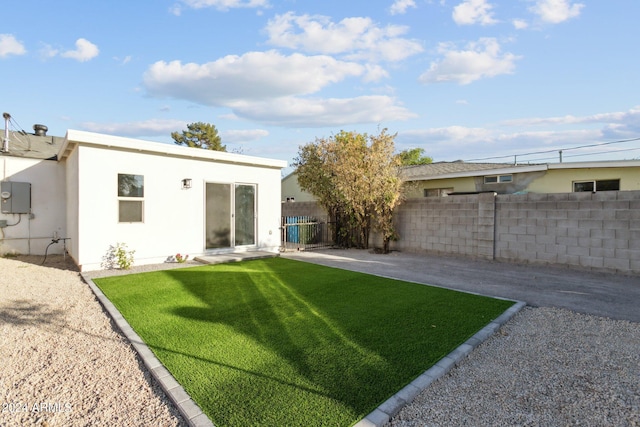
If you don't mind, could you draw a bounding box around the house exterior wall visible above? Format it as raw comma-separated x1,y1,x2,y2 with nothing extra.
0,157,66,255
281,173,316,202
68,145,283,271
406,164,640,197
64,149,80,262
404,177,477,198
526,166,640,193
474,170,547,194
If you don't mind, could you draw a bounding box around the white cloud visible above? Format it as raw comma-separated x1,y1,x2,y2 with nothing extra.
177,0,269,12
529,0,584,24
228,95,417,127
397,126,604,162
113,55,132,65
221,129,269,143
39,44,59,60
81,118,188,136
403,126,494,143
503,107,640,136
144,50,374,105
390,0,417,15
452,0,498,26
0,34,26,57
60,38,99,62
419,38,521,85
397,107,640,162
512,19,529,29
264,12,423,62
142,50,415,127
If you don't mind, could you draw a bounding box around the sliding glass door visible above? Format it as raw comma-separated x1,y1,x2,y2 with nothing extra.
234,184,256,246
205,183,256,250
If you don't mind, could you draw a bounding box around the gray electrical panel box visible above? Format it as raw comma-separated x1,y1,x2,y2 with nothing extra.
1,181,31,214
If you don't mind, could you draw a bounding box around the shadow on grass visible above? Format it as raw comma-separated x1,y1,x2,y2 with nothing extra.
167,269,399,414
144,340,341,401
96,258,514,426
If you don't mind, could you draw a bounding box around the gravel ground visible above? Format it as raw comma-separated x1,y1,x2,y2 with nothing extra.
2,255,639,427
0,255,186,427
389,306,640,427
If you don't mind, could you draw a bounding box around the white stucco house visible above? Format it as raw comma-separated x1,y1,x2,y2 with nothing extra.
1,128,286,271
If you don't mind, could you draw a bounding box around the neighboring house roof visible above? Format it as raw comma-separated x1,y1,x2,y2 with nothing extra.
401,160,640,181
58,130,288,169
0,129,64,160
401,161,546,180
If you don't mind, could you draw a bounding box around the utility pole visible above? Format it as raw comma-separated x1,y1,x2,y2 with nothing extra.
2,112,10,153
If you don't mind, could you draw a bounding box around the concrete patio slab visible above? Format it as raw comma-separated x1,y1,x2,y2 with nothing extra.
195,251,278,265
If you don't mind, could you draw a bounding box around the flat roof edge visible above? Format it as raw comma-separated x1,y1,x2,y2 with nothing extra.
58,130,287,168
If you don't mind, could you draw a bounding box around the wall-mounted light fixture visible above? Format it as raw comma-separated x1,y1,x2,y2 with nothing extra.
182,178,192,189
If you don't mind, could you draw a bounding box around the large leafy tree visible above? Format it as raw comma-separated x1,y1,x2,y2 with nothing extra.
294,129,404,252
171,122,226,151
396,147,433,165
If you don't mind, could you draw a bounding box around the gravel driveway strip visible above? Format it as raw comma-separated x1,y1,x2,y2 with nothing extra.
388,306,640,426
2,254,639,426
1,256,187,427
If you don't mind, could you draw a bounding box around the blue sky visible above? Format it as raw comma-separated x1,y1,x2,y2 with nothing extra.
2,0,639,172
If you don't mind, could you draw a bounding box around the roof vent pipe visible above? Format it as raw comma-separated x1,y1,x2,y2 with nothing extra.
33,124,48,136
2,112,10,153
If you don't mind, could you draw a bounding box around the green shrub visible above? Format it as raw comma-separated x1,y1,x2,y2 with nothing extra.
101,243,135,270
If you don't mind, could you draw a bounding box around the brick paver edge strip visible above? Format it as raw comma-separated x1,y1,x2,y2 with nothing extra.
353,300,527,427
82,274,215,427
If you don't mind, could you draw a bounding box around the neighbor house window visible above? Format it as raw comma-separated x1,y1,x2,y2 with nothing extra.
118,174,144,222
484,174,513,184
424,188,454,197
573,179,620,193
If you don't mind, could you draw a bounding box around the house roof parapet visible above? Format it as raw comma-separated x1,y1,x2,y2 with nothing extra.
58,129,288,169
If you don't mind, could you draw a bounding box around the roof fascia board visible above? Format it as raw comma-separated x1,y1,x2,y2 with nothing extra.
407,164,548,181
58,129,287,169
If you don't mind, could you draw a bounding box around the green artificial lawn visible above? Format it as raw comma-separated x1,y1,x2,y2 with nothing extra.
94,257,514,427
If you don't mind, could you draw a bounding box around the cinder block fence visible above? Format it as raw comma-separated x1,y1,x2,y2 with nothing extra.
493,191,640,273
282,191,640,275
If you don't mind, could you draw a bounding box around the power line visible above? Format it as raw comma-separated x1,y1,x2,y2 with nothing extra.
464,137,640,163
523,146,640,163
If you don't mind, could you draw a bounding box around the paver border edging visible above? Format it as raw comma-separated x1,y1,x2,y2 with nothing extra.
354,300,527,427
81,273,215,427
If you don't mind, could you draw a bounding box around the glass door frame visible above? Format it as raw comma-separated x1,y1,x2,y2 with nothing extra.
204,181,257,252
234,183,257,248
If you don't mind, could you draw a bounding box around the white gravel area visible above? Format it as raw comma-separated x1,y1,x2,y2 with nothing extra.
389,306,640,427
0,255,186,427
2,255,639,427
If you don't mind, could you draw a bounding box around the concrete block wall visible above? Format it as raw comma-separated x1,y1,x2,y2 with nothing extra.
495,190,640,274
392,195,491,258
280,191,640,274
